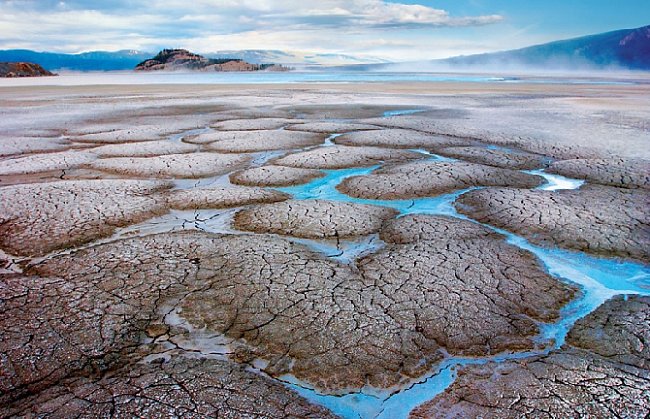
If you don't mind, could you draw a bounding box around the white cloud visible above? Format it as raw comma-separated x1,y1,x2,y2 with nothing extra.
0,0,505,59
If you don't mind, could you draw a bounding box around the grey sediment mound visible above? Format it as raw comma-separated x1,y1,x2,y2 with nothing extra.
338,160,544,200
72,127,168,143
437,145,551,170
0,151,95,176
411,295,650,418
0,136,71,157
233,199,398,238
547,158,650,189
335,128,469,150
361,215,576,356
2,356,334,418
230,165,325,187
166,186,290,210
456,185,650,262
0,179,170,256
89,152,250,178
90,139,198,157
273,145,422,169
212,118,301,131
6,229,573,394
198,130,324,152
285,122,382,133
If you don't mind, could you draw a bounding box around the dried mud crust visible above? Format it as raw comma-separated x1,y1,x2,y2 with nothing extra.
9,228,574,393
338,160,544,200
411,295,650,419
334,128,470,150
189,130,324,151
437,145,551,170
166,186,290,210
2,355,334,418
567,295,650,369
229,165,325,187
273,145,422,169
285,122,382,133
360,215,576,356
0,273,164,406
456,185,650,262
89,152,250,178
547,158,650,189
233,199,398,238
0,151,95,176
89,139,198,157
0,179,170,257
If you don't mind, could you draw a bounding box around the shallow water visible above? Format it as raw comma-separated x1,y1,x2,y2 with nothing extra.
274,153,650,419
0,71,640,86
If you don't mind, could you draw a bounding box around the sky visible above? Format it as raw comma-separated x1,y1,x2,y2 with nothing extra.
0,0,649,61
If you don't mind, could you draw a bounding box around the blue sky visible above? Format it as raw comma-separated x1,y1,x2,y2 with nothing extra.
1,0,648,60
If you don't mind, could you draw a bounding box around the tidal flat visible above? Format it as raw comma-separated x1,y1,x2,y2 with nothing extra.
1,79,649,418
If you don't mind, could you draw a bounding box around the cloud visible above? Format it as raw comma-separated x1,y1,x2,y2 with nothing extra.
0,0,504,59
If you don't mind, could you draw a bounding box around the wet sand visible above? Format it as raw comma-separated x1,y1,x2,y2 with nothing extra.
1,79,649,418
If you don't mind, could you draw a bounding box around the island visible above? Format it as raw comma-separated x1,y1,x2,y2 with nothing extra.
135,49,289,72
0,62,56,77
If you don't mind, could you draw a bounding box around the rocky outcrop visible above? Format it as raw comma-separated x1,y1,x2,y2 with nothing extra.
0,62,55,77
134,49,288,72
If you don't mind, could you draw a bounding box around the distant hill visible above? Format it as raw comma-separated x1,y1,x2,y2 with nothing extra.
441,25,650,70
0,62,56,77
134,49,288,72
0,49,387,71
0,50,149,71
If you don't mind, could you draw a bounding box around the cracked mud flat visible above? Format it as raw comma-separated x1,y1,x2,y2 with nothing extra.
166,186,290,210
334,128,470,150
89,152,250,178
230,165,326,187
0,179,170,256
547,157,650,189
437,145,551,170
191,129,324,151
1,81,650,418
338,160,544,199
234,199,399,238
274,145,422,169
411,295,650,418
456,185,650,262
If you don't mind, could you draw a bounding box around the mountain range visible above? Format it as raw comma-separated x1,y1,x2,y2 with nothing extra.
437,25,650,71
0,25,648,72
